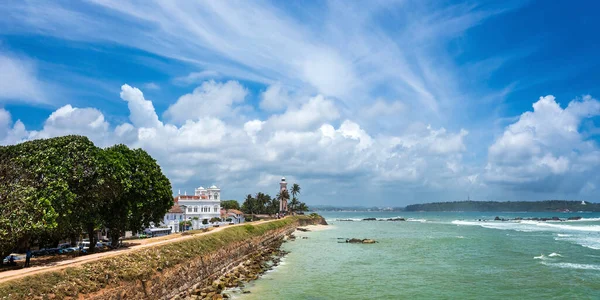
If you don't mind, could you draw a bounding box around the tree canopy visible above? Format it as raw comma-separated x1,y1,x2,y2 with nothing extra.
221,200,240,210
0,135,172,258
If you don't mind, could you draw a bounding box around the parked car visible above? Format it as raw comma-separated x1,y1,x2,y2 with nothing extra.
3,254,22,264
31,249,48,257
78,241,90,250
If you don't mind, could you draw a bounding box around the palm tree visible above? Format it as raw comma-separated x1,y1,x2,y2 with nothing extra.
255,192,271,214
289,196,300,212
242,194,255,215
291,183,301,199
277,189,290,212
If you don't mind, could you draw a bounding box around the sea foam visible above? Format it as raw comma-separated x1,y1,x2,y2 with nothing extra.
541,262,600,271
407,218,427,223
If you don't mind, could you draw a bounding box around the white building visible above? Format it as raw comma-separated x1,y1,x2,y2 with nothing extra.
162,185,222,232
221,209,245,224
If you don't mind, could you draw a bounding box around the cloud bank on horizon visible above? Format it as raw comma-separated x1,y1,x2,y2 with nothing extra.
1,0,600,205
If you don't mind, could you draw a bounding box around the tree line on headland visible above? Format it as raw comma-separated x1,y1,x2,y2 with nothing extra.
404,200,600,212
0,135,173,260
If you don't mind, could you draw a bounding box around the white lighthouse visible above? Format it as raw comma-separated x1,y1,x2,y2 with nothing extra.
279,176,288,213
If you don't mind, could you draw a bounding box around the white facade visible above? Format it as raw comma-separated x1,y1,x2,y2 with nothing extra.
162,185,222,232
163,208,184,233
222,209,245,224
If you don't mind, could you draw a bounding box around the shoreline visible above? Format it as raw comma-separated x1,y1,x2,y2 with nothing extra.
296,224,333,232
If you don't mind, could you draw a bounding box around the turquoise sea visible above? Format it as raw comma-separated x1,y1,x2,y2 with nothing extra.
236,211,600,299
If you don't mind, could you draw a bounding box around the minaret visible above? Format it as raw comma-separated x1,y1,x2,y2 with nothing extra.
279,176,288,213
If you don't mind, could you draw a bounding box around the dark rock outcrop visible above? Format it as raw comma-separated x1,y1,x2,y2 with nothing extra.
346,238,377,244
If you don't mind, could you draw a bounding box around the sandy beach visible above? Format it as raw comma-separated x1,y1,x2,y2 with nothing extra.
296,224,333,232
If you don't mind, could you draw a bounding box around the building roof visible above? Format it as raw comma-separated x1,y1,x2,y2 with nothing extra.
227,209,244,215
209,185,218,189
168,204,184,214
175,195,216,201
175,195,201,201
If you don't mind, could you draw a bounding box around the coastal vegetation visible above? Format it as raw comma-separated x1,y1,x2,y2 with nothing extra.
0,135,172,260
241,183,308,216
404,200,600,212
0,216,322,299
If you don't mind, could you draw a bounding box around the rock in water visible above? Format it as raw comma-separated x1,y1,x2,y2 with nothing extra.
346,238,377,244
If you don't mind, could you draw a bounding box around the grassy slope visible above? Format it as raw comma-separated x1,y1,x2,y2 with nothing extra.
0,217,306,299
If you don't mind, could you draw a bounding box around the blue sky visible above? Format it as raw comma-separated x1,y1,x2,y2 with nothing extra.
1,0,600,206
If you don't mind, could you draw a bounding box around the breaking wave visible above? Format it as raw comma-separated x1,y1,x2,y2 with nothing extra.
541,262,600,271
407,218,427,223
452,219,600,250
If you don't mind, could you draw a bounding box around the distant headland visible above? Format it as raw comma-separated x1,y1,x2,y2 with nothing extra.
403,200,600,212
312,200,600,212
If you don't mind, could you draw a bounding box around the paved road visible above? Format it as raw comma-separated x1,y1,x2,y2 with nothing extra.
0,220,271,284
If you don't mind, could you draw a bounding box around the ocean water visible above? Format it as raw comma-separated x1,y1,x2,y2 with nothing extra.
236,211,600,299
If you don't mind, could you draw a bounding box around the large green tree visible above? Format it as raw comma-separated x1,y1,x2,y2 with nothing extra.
0,136,105,254
0,145,58,261
101,145,173,247
0,136,173,256
221,200,240,210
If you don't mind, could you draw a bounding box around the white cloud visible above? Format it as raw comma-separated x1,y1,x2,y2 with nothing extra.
28,105,110,145
244,120,264,143
266,95,340,131
163,80,247,124
0,109,28,145
364,99,406,118
0,83,473,204
120,84,163,128
173,71,220,85
260,83,292,112
0,54,46,104
143,82,160,90
485,95,600,193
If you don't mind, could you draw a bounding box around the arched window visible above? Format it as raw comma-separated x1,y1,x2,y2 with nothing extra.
214,193,219,200
194,206,198,212
214,206,218,212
